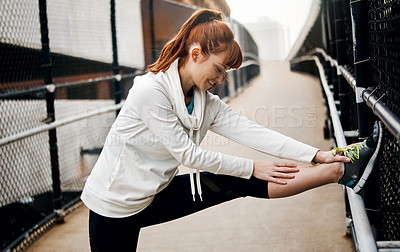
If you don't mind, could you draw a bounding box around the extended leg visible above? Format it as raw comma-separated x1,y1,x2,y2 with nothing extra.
268,162,343,198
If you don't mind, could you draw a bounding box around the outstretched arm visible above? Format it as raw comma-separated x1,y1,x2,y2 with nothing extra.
209,102,319,163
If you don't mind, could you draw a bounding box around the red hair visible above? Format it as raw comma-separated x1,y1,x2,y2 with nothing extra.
148,9,242,73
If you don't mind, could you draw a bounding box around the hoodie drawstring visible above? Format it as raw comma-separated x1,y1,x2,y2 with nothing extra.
196,169,203,201
189,128,203,201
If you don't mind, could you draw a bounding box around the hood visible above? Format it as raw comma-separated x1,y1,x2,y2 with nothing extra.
156,58,206,201
159,58,206,131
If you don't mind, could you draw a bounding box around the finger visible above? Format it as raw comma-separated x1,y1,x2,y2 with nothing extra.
277,167,299,173
273,172,296,179
276,162,297,168
333,155,350,163
270,177,287,185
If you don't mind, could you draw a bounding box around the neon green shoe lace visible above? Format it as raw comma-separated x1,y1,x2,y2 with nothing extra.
331,142,365,163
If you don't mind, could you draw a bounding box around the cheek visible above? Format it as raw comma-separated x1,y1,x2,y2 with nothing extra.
197,69,210,80
203,68,215,78
194,65,214,83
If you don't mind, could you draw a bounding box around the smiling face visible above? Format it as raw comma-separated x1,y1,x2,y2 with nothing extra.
191,49,228,92
178,44,239,97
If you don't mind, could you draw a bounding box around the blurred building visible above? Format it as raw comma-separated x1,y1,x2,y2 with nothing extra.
244,17,290,61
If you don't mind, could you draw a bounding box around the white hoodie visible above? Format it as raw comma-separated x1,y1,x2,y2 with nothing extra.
81,59,319,218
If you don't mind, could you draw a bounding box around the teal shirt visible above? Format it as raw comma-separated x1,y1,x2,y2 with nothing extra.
187,97,194,115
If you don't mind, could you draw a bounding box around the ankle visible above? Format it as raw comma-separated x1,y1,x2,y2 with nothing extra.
333,162,344,183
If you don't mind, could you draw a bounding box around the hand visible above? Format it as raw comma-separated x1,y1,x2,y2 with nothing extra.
312,150,350,164
252,161,299,185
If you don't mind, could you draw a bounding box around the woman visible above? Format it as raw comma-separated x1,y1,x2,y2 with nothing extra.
81,9,380,251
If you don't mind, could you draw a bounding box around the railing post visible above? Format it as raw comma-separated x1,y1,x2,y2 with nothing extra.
322,0,333,90
240,68,245,88
149,0,156,64
38,0,64,221
233,69,239,92
333,0,351,131
326,0,339,101
350,0,380,243
350,0,375,138
110,0,121,116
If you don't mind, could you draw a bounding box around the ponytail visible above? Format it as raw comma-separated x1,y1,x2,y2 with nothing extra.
148,9,242,74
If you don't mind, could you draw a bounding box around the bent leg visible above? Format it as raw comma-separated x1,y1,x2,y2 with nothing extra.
89,210,141,252
268,162,343,198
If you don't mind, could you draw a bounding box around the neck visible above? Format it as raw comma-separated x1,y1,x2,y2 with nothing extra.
178,63,195,98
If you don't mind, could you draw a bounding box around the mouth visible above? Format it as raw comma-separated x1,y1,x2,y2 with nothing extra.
207,80,216,90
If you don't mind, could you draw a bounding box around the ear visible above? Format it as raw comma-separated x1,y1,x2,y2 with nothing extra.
191,46,203,62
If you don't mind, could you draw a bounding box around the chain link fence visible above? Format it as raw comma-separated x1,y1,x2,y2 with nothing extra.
0,0,138,250
368,0,400,241
0,0,260,250
291,0,400,247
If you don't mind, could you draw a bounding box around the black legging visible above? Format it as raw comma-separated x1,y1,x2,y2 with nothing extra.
89,172,269,251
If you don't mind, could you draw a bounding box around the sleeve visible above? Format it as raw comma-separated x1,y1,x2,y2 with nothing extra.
129,82,254,179
209,100,319,163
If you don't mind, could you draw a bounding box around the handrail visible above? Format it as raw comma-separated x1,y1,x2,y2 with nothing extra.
311,48,400,142
239,60,260,69
0,72,139,99
362,89,400,142
0,86,47,99
0,102,124,147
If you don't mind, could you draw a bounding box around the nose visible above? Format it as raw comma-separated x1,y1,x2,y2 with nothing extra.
216,72,226,83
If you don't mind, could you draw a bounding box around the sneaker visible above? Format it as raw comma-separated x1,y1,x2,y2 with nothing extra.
332,121,383,193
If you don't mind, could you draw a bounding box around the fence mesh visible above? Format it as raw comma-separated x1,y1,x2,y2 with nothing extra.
0,0,133,250
291,0,400,242
368,0,400,240
0,1,42,92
